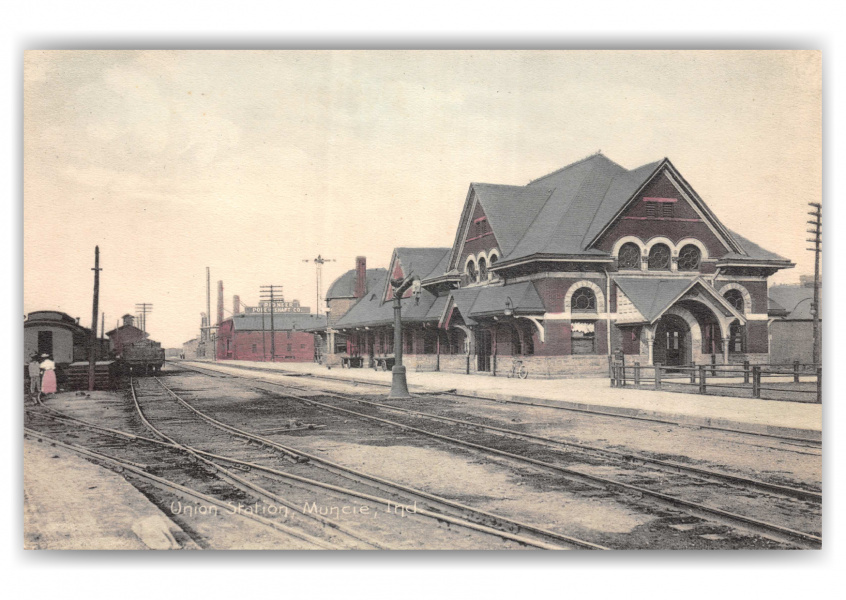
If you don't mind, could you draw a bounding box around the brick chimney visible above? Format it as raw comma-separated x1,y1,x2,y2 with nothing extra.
217,280,224,325
233,295,240,315
355,256,367,299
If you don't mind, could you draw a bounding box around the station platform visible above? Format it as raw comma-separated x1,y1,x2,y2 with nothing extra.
24,436,195,550
188,360,823,442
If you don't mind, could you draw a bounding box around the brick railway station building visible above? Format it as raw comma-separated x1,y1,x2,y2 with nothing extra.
323,153,794,377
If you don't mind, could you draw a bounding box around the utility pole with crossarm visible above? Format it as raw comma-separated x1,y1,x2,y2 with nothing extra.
807,202,822,364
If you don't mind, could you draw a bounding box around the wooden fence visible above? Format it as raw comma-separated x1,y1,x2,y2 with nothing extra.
610,359,821,403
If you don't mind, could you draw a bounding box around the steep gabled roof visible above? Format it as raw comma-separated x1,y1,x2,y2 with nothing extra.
615,277,745,324
395,247,451,281
470,184,553,257
469,154,664,265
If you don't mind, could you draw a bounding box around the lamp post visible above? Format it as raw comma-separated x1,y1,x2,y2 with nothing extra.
388,274,416,399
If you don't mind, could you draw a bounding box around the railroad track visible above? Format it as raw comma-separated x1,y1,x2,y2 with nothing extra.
25,380,605,550
137,375,607,550
176,360,822,449
174,362,821,549
23,409,341,550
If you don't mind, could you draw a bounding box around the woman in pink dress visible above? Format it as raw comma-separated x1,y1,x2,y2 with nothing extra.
39,354,57,398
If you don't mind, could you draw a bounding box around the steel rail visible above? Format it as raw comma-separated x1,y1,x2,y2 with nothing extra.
190,374,821,548
254,379,822,502
178,361,822,447
130,378,384,550
27,402,576,551
177,364,822,502
150,376,606,550
23,427,338,550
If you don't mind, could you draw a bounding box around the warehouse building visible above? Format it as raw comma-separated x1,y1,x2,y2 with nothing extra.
768,277,821,364
106,314,148,356
215,308,326,362
331,153,794,377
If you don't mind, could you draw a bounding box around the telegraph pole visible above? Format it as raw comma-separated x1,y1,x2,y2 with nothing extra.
260,285,284,361
807,202,822,364
88,246,102,391
303,255,335,315
135,303,153,336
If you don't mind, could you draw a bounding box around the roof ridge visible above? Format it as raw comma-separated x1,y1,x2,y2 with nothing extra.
528,151,620,185
471,182,528,190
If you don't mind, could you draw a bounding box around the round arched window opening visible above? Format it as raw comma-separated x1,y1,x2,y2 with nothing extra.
618,242,641,270
478,257,488,281
571,287,597,313
724,289,744,313
488,253,498,279
648,244,671,270
466,260,477,283
677,244,702,271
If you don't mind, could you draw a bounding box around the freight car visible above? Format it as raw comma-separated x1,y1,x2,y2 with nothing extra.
120,339,165,375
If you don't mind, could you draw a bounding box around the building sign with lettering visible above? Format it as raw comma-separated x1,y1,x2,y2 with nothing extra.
245,301,310,314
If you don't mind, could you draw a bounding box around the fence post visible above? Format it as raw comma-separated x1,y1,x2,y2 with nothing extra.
710,353,716,377
610,365,617,387
699,365,706,394
634,362,640,386
752,366,761,398
794,360,800,383
816,367,822,404
690,362,696,384
654,364,662,390
743,360,750,384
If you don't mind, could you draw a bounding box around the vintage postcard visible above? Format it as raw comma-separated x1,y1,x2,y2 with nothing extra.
23,50,822,550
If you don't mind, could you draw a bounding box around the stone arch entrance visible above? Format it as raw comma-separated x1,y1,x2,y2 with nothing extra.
653,314,691,367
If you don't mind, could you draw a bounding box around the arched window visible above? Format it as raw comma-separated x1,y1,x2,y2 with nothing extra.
478,257,488,281
466,259,477,283
571,287,597,313
677,244,701,271
724,289,744,313
488,253,498,279
617,242,641,270
648,244,671,270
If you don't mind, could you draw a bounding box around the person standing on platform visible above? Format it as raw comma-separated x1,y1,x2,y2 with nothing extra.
27,354,41,402
39,354,56,400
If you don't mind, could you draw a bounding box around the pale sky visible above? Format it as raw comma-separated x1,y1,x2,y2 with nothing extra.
23,50,821,348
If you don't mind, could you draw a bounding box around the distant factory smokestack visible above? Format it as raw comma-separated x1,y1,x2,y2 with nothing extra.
233,295,241,315
217,280,224,326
